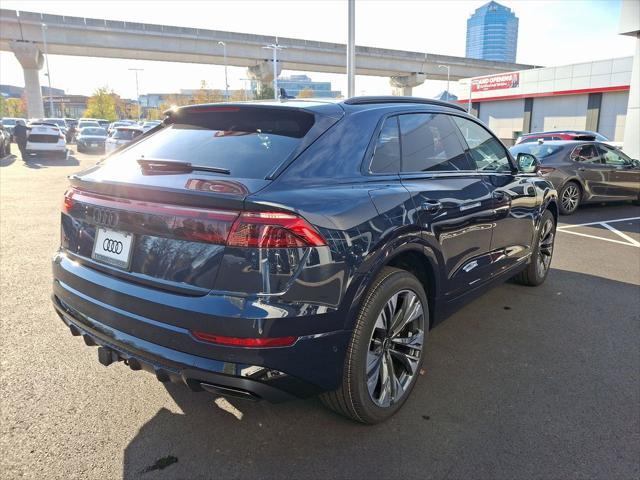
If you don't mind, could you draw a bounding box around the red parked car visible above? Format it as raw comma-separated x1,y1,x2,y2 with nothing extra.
515,130,623,149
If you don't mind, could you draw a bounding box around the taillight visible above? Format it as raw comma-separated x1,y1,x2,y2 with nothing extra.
191,331,297,348
539,166,556,175
227,211,326,248
60,188,325,248
62,188,74,213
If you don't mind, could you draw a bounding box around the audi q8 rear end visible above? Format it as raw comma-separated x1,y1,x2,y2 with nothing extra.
53,98,557,423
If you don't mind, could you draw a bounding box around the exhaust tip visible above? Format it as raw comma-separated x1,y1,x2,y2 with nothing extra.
98,346,116,366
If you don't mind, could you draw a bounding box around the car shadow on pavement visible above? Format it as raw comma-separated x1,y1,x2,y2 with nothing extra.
121,269,640,480
1,153,17,167
22,154,80,169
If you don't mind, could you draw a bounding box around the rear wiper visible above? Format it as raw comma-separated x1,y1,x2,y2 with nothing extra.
137,158,230,175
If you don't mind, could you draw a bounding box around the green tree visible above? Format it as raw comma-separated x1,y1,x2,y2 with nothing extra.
193,80,224,104
84,87,118,121
0,97,26,118
255,84,274,100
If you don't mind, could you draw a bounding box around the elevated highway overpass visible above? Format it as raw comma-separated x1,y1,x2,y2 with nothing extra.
0,8,538,117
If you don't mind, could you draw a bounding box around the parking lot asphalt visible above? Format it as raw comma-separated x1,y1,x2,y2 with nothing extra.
1,145,639,480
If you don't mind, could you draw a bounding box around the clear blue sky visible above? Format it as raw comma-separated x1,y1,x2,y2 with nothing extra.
0,0,633,98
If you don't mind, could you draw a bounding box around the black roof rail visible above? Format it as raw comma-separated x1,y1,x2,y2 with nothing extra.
343,96,467,112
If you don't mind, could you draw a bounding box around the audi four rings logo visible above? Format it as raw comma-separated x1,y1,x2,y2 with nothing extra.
92,208,119,227
103,238,124,254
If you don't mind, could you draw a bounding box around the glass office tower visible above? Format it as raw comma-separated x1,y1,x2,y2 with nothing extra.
466,1,519,63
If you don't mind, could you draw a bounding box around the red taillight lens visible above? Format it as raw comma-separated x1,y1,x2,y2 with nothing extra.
227,211,326,248
539,166,556,174
61,188,325,248
62,188,74,213
191,331,297,348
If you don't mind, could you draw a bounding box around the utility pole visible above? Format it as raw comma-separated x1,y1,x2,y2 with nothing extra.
218,41,229,101
128,68,143,120
41,23,54,117
347,0,355,97
263,38,285,100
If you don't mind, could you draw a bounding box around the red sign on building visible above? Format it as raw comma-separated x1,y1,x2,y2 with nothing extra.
472,72,520,92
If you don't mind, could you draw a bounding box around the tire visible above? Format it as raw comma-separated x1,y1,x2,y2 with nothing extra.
513,209,556,286
559,181,581,215
320,267,428,424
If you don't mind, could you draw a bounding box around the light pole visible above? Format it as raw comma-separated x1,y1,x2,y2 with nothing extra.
263,38,285,100
41,23,54,117
438,64,450,101
347,0,355,97
239,78,252,100
218,41,229,101
128,68,143,120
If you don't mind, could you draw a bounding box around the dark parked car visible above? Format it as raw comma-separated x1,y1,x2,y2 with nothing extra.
52,98,558,423
510,140,640,214
76,127,108,154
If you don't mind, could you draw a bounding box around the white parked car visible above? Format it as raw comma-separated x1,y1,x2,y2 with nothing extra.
105,126,143,154
25,122,67,158
141,120,161,132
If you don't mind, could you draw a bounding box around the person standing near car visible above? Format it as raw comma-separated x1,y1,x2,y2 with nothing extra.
13,120,29,161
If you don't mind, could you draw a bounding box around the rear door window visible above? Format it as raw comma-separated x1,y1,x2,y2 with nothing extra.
370,117,401,173
398,113,472,172
570,145,601,163
110,107,315,179
452,116,512,172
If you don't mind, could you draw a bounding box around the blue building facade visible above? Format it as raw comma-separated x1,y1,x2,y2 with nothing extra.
466,1,518,63
277,75,341,98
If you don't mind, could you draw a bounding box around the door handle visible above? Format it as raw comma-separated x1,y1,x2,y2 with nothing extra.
492,191,511,202
419,200,442,213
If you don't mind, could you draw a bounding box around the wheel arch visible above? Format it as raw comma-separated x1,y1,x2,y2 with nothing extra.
347,241,442,331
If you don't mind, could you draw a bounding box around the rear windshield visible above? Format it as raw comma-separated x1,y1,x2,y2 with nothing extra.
510,143,564,159
113,129,141,140
45,119,66,127
109,107,315,179
81,128,107,136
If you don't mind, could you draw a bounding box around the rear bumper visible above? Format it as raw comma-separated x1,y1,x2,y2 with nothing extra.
52,252,351,400
26,141,66,152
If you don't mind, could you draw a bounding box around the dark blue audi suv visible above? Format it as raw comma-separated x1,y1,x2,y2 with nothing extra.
52,97,558,423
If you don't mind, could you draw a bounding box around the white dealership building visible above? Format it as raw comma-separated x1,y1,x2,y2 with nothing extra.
458,0,639,157
458,57,632,146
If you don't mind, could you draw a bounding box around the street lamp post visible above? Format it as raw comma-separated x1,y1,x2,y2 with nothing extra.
41,23,54,117
347,0,355,97
263,38,285,100
218,41,229,101
438,64,450,101
128,68,143,121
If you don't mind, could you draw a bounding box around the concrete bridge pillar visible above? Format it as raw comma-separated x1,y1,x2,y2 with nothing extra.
390,73,426,96
247,61,282,96
10,41,45,119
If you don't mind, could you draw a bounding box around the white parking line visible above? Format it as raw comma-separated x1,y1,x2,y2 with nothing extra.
557,216,640,248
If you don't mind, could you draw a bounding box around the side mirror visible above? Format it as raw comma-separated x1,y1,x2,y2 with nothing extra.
516,153,540,174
